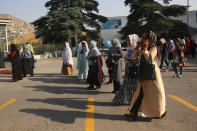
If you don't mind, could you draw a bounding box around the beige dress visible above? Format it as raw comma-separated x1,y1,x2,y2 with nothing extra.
129,47,166,117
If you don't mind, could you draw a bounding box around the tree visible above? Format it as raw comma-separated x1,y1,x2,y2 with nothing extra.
33,0,107,46
120,0,191,41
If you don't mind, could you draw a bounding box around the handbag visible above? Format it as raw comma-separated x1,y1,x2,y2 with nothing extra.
105,56,114,68
139,54,156,80
128,58,139,79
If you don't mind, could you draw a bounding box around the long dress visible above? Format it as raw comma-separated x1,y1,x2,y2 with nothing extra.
61,45,74,75
111,46,123,92
112,50,137,105
87,56,103,87
21,46,33,76
8,49,23,81
128,47,166,118
76,45,89,79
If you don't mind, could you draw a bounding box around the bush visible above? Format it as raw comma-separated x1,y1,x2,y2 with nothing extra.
34,45,56,55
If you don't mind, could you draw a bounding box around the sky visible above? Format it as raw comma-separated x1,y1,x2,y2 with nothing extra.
0,0,196,23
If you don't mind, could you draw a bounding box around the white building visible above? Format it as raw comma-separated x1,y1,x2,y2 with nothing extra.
0,18,10,68
101,10,197,42
101,16,127,42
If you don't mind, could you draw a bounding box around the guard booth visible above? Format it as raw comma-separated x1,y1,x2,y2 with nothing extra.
0,18,10,68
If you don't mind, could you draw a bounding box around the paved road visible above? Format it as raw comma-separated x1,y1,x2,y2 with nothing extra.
0,57,196,131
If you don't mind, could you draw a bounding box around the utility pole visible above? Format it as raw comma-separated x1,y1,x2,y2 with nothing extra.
187,0,190,26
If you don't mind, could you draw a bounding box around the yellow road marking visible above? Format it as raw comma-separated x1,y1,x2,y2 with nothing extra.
85,98,94,131
0,99,16,110
168,95,197,112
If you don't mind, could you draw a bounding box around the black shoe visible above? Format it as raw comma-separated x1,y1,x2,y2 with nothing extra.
112,91,116,93
124,113,138,120
105,82,112,85
97,86,101,89
87,86,94,90
160,111,167,119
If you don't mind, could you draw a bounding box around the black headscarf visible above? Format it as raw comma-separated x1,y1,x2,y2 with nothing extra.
11,44,18,53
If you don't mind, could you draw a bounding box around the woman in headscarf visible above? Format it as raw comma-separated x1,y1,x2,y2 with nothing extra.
87,40,103,90
8,44,23,82
124,31,166,120
165,39,175,72
18,45,23,55
191,39,196,58
61,42,74,75
21,44,33,77
26,43,34,55
111,38,124,93
173,38,185,78
76,41,89,80
185,37,191,57
103,40,113,85
159,38,168,70
112,34,138,105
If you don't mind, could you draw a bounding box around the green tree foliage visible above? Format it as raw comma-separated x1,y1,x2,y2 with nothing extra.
120,0,191,40
33,0,107,46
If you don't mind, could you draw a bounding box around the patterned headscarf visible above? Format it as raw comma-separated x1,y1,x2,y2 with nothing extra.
128,34,139,50
149,31,157,47
103,41,112,49
22,45,32,59
124,34,139,57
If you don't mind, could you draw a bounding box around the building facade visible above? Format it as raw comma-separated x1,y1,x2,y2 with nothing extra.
0,18,10,68
101,10,197,42
101,16,127,43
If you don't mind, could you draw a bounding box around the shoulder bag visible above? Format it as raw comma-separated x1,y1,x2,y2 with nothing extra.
139,54,156,80
128,58,139,79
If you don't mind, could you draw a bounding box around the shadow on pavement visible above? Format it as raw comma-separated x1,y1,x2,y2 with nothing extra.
182,68,197,72
20,108,151,124
26,98,117,110
23,85,111,95
28,73,88,85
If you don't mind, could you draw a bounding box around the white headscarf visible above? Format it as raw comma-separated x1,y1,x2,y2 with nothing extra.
160,38,166,44
112,39,121,48
124,34,138,57
62,42,74,66
88,40,101,56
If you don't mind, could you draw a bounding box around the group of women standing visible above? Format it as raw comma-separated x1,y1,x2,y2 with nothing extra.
105,32,166,120
123,32,166,120
61,32,166,120
61,40,103,90
8,43,35,82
